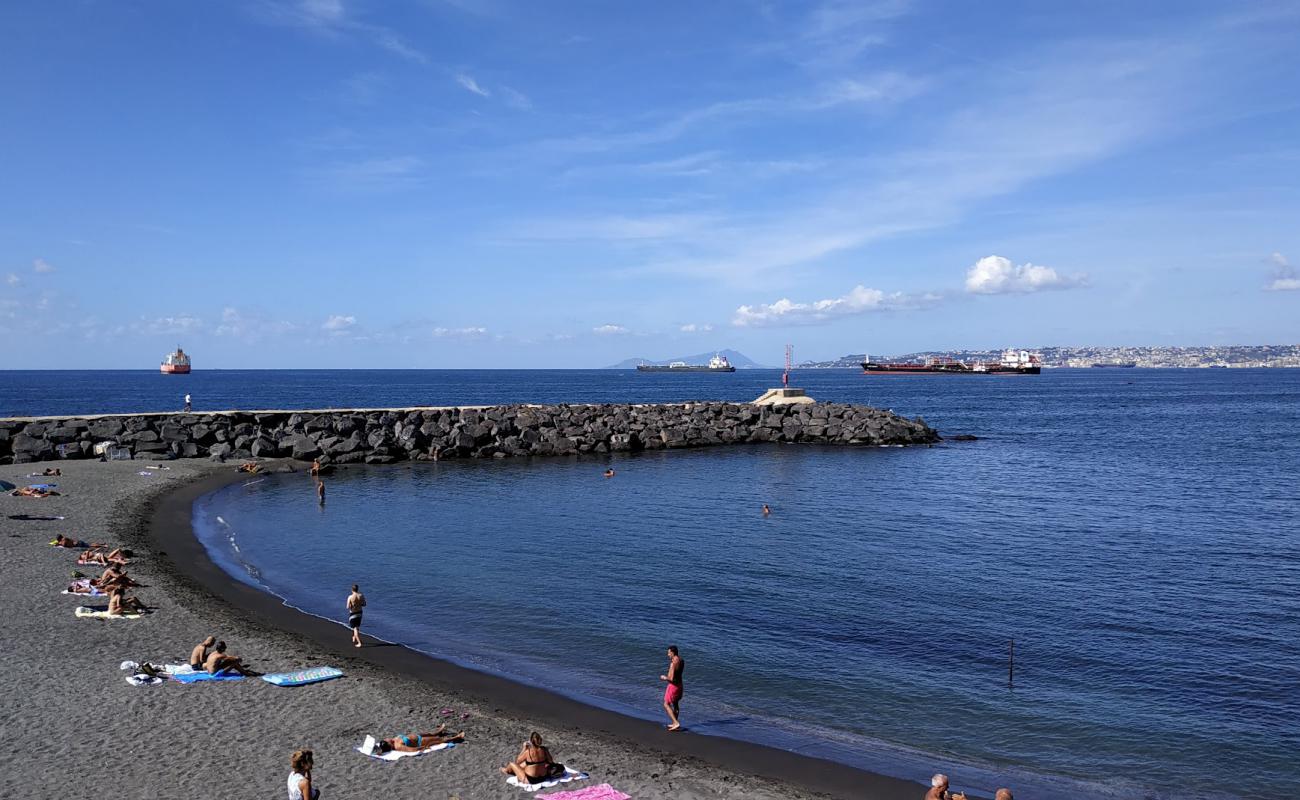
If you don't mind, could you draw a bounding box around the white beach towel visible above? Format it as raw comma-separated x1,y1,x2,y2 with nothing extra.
75,606,143,620
506,767,589,792
355,735,456,761
119,661,195,675
125,674,165,686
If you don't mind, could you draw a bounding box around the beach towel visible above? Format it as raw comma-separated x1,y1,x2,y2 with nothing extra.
506,767,588,792
119,661,195,686
75,606,143,620
536,785,630,800
170,669,244,684
137,471,154,477
125,674,166,686
260,666,344,687
355,735,456,761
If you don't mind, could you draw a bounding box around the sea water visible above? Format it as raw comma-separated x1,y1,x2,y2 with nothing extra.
6,368,1297,798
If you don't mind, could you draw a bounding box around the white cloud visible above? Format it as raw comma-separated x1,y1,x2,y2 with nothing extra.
33,258,56,273
323,314,357,331
214,307,298,341
501,86,533,110
964,255,1087,295
679,323,714,333
592,324,629,335
299,0,344,24
1266,252,1300,291
733,285,929,327
143,314,204,335
455,73,490,97
5,273,19,286
256,0,427,63
432,326,489,338
308,155,425,190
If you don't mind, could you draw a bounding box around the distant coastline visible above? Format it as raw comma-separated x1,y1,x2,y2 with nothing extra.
800,344,1300,369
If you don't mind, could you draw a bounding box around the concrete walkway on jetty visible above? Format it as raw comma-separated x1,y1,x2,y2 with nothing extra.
0,400,939,465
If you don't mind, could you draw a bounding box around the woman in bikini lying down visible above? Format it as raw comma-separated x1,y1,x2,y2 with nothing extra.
52,534,103,549
373,724,464,754
13,486,59,498
78,547,130,567
499,732,566,784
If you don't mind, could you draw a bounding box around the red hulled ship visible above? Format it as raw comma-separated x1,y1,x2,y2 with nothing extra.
160,347,192,374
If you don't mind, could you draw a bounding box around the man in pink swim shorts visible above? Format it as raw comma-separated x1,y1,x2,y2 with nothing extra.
660,645,685,731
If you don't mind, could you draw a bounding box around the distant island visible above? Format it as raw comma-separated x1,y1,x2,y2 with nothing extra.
606,348,771,369
799,344,1300,369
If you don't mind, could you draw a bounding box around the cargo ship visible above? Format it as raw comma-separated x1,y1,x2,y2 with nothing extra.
1091,361,1137,368
637,354,736,373
862,349,1041,375
160,346,192,374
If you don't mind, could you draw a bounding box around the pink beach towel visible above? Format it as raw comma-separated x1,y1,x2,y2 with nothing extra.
537,785,630,800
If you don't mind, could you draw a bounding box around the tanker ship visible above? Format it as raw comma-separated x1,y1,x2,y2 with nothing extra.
637,354,736,373
160,346,192,374
862,349,1041,375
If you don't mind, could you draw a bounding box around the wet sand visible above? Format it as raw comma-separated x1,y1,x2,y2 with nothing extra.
0,458,923,799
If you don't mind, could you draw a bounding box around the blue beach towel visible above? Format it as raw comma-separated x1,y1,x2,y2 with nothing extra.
261,666,344,687
170,670,245,684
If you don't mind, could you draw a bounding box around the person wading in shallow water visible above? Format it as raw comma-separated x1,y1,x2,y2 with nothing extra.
347,584,366,648
316,480,326,505
660,645,685,731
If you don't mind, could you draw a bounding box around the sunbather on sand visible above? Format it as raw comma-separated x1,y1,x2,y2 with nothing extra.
203,641,254,676
52,534,99,549
237,462,261,474
499,732,566,784
375,724,464,753
13,486,59,497
106,586,147,616
91,565,139,590
65,579,101,594
189,636,216,670
78,547,130,567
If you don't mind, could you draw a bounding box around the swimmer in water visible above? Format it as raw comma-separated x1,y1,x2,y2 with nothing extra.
604,469,615,478
762,504,771,516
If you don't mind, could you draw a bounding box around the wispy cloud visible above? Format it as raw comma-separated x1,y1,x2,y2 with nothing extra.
6,273,21,287
141,314,204,335
964,255,1087,295
455,73,490,97
679,323,714,333
733,285,933,327
1267,251,1300,291
501,86,532,110
592,323,629,335
213,306,299,342
323,314,357,332
307,155,425,190
33,258,56,274
256,0,428,63
432,326,489,338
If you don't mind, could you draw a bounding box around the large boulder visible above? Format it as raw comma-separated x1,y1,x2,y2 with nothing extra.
11,434,54,463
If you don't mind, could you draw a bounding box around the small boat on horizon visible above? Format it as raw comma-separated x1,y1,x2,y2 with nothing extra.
161,346,191,374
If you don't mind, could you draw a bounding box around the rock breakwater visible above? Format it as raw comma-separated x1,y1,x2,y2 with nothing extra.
0,402,938,465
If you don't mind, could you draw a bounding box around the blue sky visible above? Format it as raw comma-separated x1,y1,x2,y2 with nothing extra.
1,0,1298,368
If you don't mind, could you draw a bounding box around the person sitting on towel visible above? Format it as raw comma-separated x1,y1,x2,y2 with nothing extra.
106,585,147,616
189,636,216,670
203,641,254,676
91,565,138,591
238,462,261,474
41,468,62,476
374,724,465,753
499,731,566,784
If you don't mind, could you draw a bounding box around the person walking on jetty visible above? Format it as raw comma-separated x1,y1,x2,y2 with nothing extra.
347,584,366,648
660,645,685,731
287,750,317,800
183,393,191,412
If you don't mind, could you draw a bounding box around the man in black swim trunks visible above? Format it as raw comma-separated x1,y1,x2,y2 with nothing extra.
347,584,366,648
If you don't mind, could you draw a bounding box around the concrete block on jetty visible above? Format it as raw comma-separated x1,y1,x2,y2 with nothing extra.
0,402,938,464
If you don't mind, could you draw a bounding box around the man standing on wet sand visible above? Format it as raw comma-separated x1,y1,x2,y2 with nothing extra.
347,584,366,648
660,645,684,731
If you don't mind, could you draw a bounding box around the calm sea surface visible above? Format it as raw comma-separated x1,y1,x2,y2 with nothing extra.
6,369,1298,798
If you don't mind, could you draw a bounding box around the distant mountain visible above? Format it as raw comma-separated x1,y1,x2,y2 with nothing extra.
797,344,1300,369
605,348,771,369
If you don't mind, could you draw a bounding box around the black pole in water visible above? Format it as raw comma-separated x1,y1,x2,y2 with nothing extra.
1008,638,1015,689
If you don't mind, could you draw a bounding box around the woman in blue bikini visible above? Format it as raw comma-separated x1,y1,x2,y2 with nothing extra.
374,724,464,754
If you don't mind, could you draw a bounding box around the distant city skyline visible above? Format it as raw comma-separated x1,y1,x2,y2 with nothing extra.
2,1,1298,368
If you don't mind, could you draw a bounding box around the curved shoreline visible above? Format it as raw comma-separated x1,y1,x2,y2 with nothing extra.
150,466,923,800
